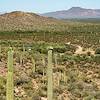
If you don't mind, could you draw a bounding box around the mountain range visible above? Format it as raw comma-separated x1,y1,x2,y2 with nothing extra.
0,7,100,31
42,7,100,19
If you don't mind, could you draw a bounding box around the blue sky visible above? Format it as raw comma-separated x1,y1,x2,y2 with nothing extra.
0,0,100,13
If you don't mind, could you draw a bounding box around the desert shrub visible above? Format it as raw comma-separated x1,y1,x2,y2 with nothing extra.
74,55,90,62
0,76,6,88
15,73,30,85
61,54,74,62
35,45,47,54
32,43,48,54
93,54,100,64
62,54,89,62
95,48,100,54
94,91,100,99
0,95,6,100
83,95,95,100
53,45,66,53
36,66,44,75
87,51,91,56
0,76,6,99
39,89,47,97
65,44,76,52
32,95,41,100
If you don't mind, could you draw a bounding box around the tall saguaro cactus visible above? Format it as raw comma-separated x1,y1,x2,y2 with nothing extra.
47,46,53,100
6,48,14,100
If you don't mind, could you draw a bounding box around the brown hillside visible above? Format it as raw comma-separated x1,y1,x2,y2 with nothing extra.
0,11,62,31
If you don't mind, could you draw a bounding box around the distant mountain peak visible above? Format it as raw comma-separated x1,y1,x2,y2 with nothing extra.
68,7,86,12
69,7,83,10
42,7,100,19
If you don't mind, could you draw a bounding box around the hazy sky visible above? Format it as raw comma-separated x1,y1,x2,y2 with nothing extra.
0,0,100,13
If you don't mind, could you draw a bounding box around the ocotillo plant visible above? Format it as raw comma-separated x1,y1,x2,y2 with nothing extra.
47,46,53,100
6,47,14,100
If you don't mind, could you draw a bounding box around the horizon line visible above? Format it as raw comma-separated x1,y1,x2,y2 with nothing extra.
0,6,100,14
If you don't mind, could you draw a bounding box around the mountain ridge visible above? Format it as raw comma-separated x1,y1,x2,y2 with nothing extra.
42,7,100,19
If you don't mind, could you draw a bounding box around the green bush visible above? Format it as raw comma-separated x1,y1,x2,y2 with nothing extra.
93,54,100,64
0,76,5,89
53,46,66,53
95,48,100,54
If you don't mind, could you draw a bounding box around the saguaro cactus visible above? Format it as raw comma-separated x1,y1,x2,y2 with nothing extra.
0,40,2,61
0,44,1,61
56,72,60,87
23,44,25,53
47,46,53,100
42,56,46,84
63,70,67,84
20,52,23,65
20,44,25,66
6,48,14,100
54,53,58,67
32,57,36,73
